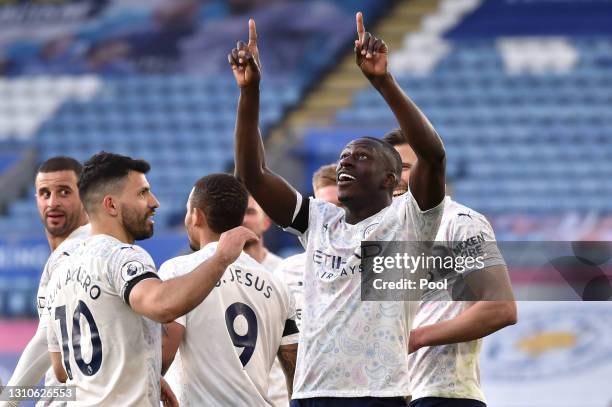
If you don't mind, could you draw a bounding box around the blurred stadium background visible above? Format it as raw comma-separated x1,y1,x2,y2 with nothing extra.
0,0,611,405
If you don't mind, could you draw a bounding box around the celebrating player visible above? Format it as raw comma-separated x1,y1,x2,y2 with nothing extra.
160,174,298,406
45,152,257,406
384,130,517,407
229,14,445,406
1,156,89,407
268,164,340,406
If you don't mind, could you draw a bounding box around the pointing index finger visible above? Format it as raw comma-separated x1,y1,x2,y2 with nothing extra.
356,12,365,42
248,18,257,47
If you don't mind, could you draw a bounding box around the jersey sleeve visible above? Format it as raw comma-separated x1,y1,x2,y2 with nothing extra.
279,281,299,346
36,260,52,321
283,192,310,243
46,312,60,353
44,274,61,353
448,212,505,276
285,196,344,250
402,190,445,242
38,250,71,328
107,245,159,306
158,259,178,281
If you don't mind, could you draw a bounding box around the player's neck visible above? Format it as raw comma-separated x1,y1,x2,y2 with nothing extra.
47,231,68,252
344,198,391,225
90,221,134,244
45,218,88,251
198,229,221,249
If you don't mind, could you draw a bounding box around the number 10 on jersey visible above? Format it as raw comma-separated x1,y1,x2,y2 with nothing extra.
54,300,103,379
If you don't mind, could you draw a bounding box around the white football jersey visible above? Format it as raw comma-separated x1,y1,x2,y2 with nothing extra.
159,242,298,407
46,234,162,407
286,191,444,398
37,224,90,404
268,253,306,407
408,198,505,402
257,251,291,407
273,253,306,330
261,251,283,273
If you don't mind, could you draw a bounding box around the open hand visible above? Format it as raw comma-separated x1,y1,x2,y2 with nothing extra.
228,18,261,88
354,12,388,80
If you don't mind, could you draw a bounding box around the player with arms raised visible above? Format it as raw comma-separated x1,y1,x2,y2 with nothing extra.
45,152,257,406
229,14,445,406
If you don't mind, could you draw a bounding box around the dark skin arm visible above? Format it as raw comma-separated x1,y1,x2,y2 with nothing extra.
230,19,298,227
277,343,298,400
355,12,446,210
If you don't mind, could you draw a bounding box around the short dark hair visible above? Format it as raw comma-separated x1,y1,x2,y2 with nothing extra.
382,128,406,147
78,152,151,213
352,137,402,186
38,156,82,177
190,174,248,234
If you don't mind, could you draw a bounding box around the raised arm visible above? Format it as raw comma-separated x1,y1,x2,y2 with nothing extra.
355,12,446,210
130,227,257,323
229,19,299,227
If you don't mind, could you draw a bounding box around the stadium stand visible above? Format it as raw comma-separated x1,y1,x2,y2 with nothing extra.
0,1,611,406
0,0,390,319
276,2,612,405
292,0,612,242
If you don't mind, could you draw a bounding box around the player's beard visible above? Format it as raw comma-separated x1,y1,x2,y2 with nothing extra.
186,227,200,252
188,240,199,252
43,208,80,238
121,203,154,241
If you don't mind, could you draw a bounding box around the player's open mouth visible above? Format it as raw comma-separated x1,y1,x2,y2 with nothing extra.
337,172,356,186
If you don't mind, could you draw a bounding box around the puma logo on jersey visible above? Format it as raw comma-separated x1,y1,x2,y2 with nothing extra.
458,213,472,219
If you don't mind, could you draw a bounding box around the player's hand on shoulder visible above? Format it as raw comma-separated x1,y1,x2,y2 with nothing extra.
354,11,388,80
213,226,258,267
228,18,261,88
160,376,178,407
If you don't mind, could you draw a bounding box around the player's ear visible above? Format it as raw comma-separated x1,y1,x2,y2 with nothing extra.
102,195,119,216
262,215,272,232
193,207,206,228
382,171,398,190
